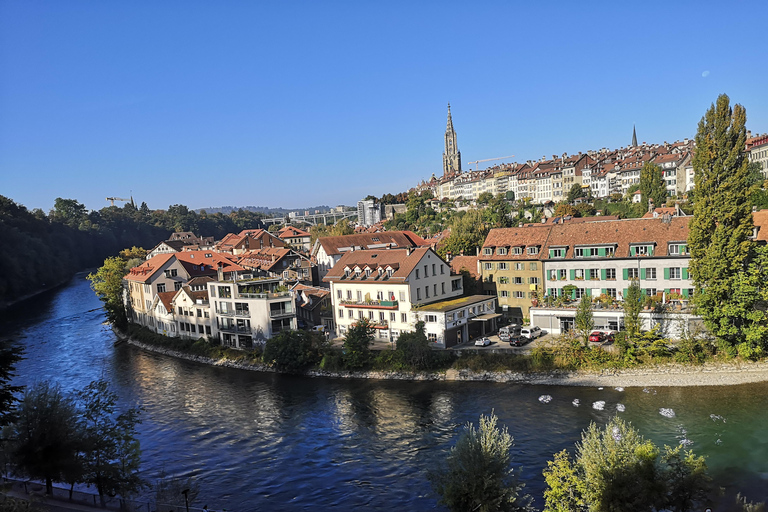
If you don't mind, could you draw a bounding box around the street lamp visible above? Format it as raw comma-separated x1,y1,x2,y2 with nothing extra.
181,489,190,512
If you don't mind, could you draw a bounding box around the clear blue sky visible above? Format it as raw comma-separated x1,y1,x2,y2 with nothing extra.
2,1,767,213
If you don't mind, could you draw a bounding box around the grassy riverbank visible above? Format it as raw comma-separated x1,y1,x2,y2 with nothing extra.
120,324,768,387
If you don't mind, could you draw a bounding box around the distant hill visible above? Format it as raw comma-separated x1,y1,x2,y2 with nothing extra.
196,205,336,216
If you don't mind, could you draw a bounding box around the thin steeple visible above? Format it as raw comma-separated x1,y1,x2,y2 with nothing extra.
632,124,638,147
443,103,461,176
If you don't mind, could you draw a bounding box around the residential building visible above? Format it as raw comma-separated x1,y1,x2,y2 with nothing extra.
277,225,312,253
207,277,296,348
292,283,334,332
748,133,768,179
356,199,381,228
415,295,499,348
215,229,285,255
323,247,463,342
312,230,428,282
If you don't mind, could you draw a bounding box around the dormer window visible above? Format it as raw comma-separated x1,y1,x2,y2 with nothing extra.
527,246,539,255
365,269,371,277
497,247,508,255
668,243,688,255
355,268,361,277
513,247,524,255
483,247,493,255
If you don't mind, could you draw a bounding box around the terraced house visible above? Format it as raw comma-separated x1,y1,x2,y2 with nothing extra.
479,226,550,325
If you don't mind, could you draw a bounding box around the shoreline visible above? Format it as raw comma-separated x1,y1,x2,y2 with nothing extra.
119,334,768,388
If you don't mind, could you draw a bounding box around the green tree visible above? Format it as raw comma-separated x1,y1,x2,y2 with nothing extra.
0,340,23,427
574,294,594,346
49,198,88,229
394,321,433,370
659,444,711,512
543,450,586,512
688,94,754,346
623,279,643,338
263,330,327,371
429,411,531,512
438,209,488,259
554,202,577,218
8,382,82,495
87,256,129,328
567,183,585,203
342,318,374,369
77,380,145,505
477,191,494,205
639,162,666,209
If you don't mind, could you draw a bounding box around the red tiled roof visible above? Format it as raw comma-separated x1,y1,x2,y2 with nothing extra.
156,291,176,313
323,247,436,282
449,256,479,278
316,230,428,257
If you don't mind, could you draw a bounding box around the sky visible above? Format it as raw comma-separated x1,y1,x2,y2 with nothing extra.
2,1,767,213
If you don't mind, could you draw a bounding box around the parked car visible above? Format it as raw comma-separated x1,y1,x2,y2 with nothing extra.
520,326,542,339
499,324,522,342
474,337,492,347
508,336,528,347
589,331,616,343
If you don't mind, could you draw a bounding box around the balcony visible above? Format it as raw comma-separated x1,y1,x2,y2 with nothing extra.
218,324,252,334
340,300,398,310
238,291,292,299
269,306,294,318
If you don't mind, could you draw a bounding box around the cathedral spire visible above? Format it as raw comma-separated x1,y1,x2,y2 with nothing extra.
632,124,638,147
443,104,461,176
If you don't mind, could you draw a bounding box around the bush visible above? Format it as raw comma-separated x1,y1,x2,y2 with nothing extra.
262,330,326,371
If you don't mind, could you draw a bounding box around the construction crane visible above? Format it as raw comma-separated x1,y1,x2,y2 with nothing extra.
467,155,515,171
106,197,130,206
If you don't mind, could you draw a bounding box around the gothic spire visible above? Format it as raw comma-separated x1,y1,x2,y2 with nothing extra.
632,124,638,147
447,103,454,132
443,103,461,176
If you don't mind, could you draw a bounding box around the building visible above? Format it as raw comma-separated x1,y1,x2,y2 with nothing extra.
748,133,768,179
276,225,312,253
292,283,334,332
442,103,461,176
215,229,286,255
414,295,499,348
323,247,463,342
356,199,381,228
312,230,428,282
207,277,296,348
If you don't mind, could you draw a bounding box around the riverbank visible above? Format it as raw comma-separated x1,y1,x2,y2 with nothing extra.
121,334,768,388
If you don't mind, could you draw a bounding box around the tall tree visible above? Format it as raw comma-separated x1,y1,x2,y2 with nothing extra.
0,340,23,427
77,380,145,506
8,382,82,495
639,161,667,209
342,318,374,369
623,279,643,338
429,411,532,512
688,94,754,346
87,256,129,328
574,294,594,346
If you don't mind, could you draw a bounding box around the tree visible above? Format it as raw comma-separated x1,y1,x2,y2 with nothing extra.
477,191,494,205
8,382,82,495
543,417,712,512
639,162,666,210
77,380,145,505
87,256,129,328
688,94,754,346
49,198,87,229
567,183,585,203
623,279,643,338
429,411,531,512
342,318,374,369
574,294,594,346
0,340,23,427
263,330,327,371
554,202,577,218
394,321,433,370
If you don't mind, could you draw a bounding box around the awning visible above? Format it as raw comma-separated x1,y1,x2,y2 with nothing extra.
470,313,502,321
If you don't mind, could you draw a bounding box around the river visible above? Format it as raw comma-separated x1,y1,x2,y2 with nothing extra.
3,273,768,510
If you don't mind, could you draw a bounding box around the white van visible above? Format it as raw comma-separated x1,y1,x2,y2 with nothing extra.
520,326,542,339
499,324,521,341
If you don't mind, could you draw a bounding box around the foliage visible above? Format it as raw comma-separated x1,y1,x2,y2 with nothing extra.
567,183,586,203
263,330,327,371
623,280,643,338
391,321,434,370
0,496,40,512
7,382,83,495
76,380,145,504
0,340,23,427
574,295,594,346
543,417,712,512
87,257,130,327
437,209,488,259
554,202,577,218
639,161,667,209
429,411,532,512
342,318,375,369
688,94,755,347
155,469,200,509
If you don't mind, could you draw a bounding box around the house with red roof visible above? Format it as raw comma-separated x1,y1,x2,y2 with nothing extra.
276,226,312,253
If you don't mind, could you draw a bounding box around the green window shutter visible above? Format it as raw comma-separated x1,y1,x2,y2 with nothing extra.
598,247,606,257
601,288,607,295
682,289,690,298
623,268,629,280
664,288,671,295
640,268,646,279
571,288,577,300
549,249,554,258
570,269,576,280
586,288,592,297
664,268,670,280
682,244,688,254
623,288,628,298
629,247,636,257
649,247,654,256
682,268,689,279
641,289,647,296
601,269,606,280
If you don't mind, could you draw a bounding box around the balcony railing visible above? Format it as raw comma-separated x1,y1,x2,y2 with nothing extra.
238,291,292,299
218,325,252,333
269,307,294,318
340,300,398,310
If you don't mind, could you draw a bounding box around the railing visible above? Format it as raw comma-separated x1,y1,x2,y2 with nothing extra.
269,307,294,318
339,300,398,310
218,324,251,333
238,291,292,299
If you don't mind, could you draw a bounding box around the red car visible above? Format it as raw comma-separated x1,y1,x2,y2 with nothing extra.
588,331,615,343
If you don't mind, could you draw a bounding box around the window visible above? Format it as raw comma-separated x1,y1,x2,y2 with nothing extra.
669,267,681,279
574,269,585,280
527,246,539,255
390,312,396,321
174,282,182,291
484,262,493,270
344,268,350,277
550,248,565,258
497,247,508,255
415,269,420,279
558,269,567,280
401,313,407,323
483,247,493,255
178,307,183,314
514,291,526,298
606,288,617,298
357,291,362,302
645,268,657,280
339,308,344,318
337,289,342,299
499,277,509,284
357,310,364,319
513,277,523,285
218,286,231,298
575,248,585,258
589,269,600,280
515,263,524,270
632,245,653,256
424,265,428,277
441,281,445,295
157,284,166,293
425,287,430,298
425,314,437,322
164,269,178,278
346,290,352,300
529,277,539,285
399,291,406,301
379,312,385,321
498,262,508,270
529,262,537,271
416,289,421,300
575,288,586,299
432,264,436,276
627,268,639,279
606,268,616,280
376,291,384,300
441,265,445,275
428,333,437,342
433,284,437,296
644,288,657,297
500,290,509,298
513,247,524,255
548,270,558,280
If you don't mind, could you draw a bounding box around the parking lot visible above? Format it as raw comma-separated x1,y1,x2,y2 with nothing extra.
452,331,556,353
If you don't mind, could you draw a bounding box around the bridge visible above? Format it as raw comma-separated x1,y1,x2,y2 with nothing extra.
261,210,358,226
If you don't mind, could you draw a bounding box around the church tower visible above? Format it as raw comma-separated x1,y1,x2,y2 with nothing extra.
442,103,461,176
